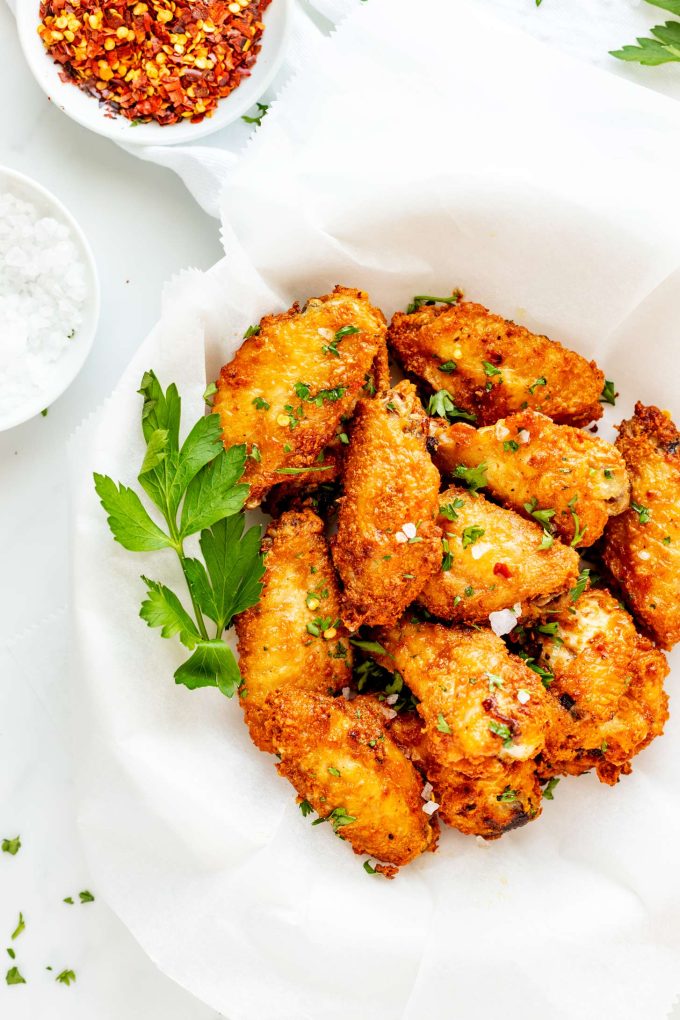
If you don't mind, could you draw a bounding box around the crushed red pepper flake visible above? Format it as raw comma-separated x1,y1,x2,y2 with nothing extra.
37,0,273,126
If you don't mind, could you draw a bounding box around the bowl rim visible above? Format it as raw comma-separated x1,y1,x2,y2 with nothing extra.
16,0,292,147
0,165,101,431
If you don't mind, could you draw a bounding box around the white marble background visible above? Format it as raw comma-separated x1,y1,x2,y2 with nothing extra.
1,1,679,1017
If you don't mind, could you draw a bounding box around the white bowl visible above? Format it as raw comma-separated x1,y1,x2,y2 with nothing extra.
0,166,100,431
16,0,292,146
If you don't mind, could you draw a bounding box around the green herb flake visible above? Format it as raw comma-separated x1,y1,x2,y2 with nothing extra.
436,713,452,734
203,382,217,406
6,949,15,960
6,966,25,985
406,291,462,314
241,102,268,126
543,777,560,800
427,390,476,423
363,860,378,875
539,530,554,550
631,501,652,524
328,767,341,777
503,439,519,453
570,568,590,602
55,969,76,986
496,786,518,803
439,498,465,520
461,525,485,549
482,361,502,378
252,396,269,411
454,463,488,492
487,673,504,691
528,376,547,395
441,537,453,572
489,720,513,747
10,914,25,941
243,324,261,339
663,535,672,545
1,837,20,856
600,379,617,404
79,890,95,904
439,360,457,373
299,800,314,817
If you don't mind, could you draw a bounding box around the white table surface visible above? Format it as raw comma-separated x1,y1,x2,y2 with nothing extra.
1,1,679,1017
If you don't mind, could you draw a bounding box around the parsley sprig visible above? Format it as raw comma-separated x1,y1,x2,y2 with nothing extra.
611,1,680,65
406,290,462,314
94,371,265,697
427,390,477,423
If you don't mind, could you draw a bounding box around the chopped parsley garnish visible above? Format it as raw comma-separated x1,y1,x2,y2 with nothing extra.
528,376,547,395
441,537,453,571
275,466,334,475
252,396,269,410
663,535,672,545
6,966,25,985
543,777,560,800
63,897,74,905
79,891,95,904
363,860,378,875
503,439,519,453
518,652,553,687
570,568,590,602
328,767,341,777
338,432,349,444
539,530,554,550
243,324,260,338
248,444,261,462
1,837,20,856
6,949,15,960
454,463,488,492
55,969,76,986
603,468,613,479
568,495,587,546
406,291,462,314
439,360,457,373
203,382,217,405
241,102,268,127
307,616,337,637
523,497,556,529
631,501,652,524
427,390,476,422
538,622,562,643
299,800,314,817
600,379,616,405
496,786,518,803
350,638,388,655
461,525,485,549
312,807,357,832
283,403,304,429
436,713,452,734
464,585,475,597
335,325,360,340
489,721,513,747
439,498,465,520
363,373,376,396
328,641,348,660
487,673,504,691
10,914,24,941
482,361,502,377
294,382,347,406
322,324,359,356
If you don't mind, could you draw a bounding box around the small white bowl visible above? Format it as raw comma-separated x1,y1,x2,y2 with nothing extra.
0,166,100,431
17,0,291,146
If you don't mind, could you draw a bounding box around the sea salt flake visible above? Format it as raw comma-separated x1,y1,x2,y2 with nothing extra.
489,608,519,637
422,800,439,815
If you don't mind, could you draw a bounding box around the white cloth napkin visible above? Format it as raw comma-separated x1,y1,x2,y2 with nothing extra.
69,3,680,1019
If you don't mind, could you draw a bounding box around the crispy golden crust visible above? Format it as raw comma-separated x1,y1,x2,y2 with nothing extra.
215,286,386,508
374,621,550,837
262,690,438,868
432,410,629,547
332,381,442,630
418,485,580,623
534,587,669,785
602,402,680,649
388,300,604,427
235,510,352,752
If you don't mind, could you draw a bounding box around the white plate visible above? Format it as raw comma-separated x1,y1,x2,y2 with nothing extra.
0,166,100,431
16,0,292,146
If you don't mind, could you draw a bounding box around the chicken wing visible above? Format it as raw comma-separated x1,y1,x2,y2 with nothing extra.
602,402,680,649
332,380,442,630
215,286,387,507
388,299,605,427
262,689,438,872
532,587,669,785
235,509,352,751
418,484,580,623
374,620,550,837
432,409,629,547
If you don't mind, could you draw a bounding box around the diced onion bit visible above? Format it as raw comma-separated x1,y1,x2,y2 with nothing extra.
488,608,519,637
37,0,272,126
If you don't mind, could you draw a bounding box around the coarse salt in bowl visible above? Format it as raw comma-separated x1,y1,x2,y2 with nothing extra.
0,166,99,431
16,0,292,146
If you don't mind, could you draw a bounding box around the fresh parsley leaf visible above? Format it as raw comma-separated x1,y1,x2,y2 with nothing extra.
55,969,76,986
252,396,269,410
180,444,248,538
10,914,24,941
543,777,560,800
79,891,95,904
518,652,554,687
570,568,590,602
482,361,502,377
93,475,172,552
406,291,462,314
312,807,357,832
600,379,617,405
1,837,20,856
199,515,265,633
528,376,547,395
241,102,268,126
174,640,241,697
335,325,360,340
454,463,488,492
538,622,562,642
203,382,217,406
294,382,347,406
611,17,680,65
489,720,513,747
243,324,260,338
523,498,556,529
439,360,457,373
166,414,225,516
427,390,477,422
631,501,652,524
299,800,314,817
439,498,465,520
6,966,25,985
436,713,451,734
140,577,201,650
539,530,554,550
461,525,485,549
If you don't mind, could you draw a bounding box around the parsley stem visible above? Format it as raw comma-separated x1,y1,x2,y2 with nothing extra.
177,548,210,642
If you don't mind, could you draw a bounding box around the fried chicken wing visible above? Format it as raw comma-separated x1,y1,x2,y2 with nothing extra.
374,620,550,837
332,380,442,630
432,410,629,547
388,300,605,427
602,402,680,649
418,485,580,623
262,689,438,871
235,509,352,751
533,587,669,785
215,286,386,507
